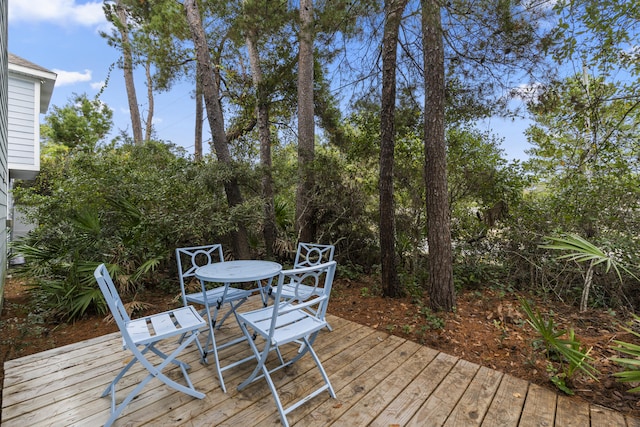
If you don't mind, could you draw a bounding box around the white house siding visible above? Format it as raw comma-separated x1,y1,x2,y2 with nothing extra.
5,55,55,256
0,0,9,309
8,76,39,173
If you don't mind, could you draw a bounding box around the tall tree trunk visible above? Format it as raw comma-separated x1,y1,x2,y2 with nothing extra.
183,0,251,259
195,68,203,161
246,26,277,258
115,0,143,144
422,0,455,311
144,60,153,141
295,0,316,244
380,0,408,298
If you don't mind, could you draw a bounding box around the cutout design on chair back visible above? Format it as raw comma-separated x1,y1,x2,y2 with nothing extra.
176,245,224,300
294,242,335,269
284,267,324,302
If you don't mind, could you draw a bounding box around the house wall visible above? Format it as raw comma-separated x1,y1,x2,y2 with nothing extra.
8,75,39,177
7,76,39,245
0,0,9,309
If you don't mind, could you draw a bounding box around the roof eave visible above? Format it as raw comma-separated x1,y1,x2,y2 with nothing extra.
8,63,57,113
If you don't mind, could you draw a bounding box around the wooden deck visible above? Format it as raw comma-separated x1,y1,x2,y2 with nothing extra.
3,295,640,427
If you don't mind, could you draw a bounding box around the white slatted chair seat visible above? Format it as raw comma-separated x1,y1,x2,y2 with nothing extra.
124,306,203,347
94,264,206,427
184,286,251,308
244,309,322,343
237,261,337,427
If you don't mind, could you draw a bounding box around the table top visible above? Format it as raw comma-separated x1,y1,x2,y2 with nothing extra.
195,260,282,283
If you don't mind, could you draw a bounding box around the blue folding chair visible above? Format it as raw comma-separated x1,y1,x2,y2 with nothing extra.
271,243,335,331
94,264,206,427
176,244,252,391
237,261,338,427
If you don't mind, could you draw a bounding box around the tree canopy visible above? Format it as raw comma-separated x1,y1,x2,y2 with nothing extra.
12,0,640,323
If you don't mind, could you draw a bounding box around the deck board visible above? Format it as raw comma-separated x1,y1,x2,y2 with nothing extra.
555,394,590,427
350,345,439,426
2,294,639,427
518,383,558,427
481,373,529,427
407,358,480,427
443,365,504,427
370,350,457,426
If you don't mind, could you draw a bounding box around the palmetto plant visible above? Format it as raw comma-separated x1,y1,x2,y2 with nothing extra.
519,297,598,394
539,234,640,392
539,234,636,312
611,315,640,392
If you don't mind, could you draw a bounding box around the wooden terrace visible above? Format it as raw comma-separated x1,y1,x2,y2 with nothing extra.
3,295,639,426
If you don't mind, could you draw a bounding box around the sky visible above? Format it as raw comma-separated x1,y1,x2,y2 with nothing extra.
8,0,201,154
7,0,532,161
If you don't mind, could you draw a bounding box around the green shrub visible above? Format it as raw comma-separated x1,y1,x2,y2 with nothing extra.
611,315,640,392
520,297,598,394
12,141,261,320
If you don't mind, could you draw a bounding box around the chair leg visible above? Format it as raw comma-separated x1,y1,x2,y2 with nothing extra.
101,355,138,399
236,336,292,427
203,300,248,393
237,323,270,391
177,316,209,361
103,370,156,427
208,325,227,393
102,333,205,427
263,362,290,427
134,336,206,398
215,297,247,329
303,336,336,399
236,330,335,427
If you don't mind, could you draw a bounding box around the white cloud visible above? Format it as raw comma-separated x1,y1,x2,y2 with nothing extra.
90,80,106,90
510,82,545,103
8,0,106,27
52,69,92,87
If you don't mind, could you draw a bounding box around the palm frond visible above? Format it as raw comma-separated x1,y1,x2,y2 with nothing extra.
131,256,162,282
70,209,101,235
540,234,625,282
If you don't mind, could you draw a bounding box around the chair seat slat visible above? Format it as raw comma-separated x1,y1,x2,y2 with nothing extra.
172,306,205,329
127,318,151,343
250,307,308,331
150,312,178,337
272,316,325,344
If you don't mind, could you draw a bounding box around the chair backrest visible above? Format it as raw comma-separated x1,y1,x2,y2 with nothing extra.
272,261,337,320
176,244,224,302
94,263,131,339
294,243,335,269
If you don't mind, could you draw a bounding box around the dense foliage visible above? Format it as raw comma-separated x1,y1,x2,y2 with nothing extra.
12,101,372,319
10,1,640,330
13,83,640,322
